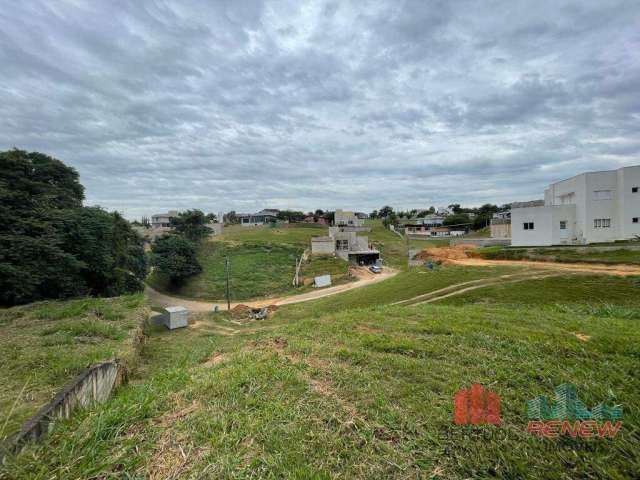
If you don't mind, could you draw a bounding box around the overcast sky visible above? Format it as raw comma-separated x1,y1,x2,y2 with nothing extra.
1,1,639,219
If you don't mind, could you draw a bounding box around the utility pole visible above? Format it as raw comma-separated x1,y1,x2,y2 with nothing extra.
225,256,231,311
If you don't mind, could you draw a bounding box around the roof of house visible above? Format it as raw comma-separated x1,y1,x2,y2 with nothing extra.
511,200,545,208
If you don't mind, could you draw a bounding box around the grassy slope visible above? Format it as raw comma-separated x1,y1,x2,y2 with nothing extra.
147,225,351,301
0,295,147,440
5,281,639,479
475,245,640,265
436,274,640,307
147,221,412,301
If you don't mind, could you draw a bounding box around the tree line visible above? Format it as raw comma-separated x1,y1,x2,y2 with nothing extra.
369,203,510,230
0,150,147,306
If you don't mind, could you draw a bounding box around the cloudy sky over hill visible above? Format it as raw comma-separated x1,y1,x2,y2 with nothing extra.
1,0,639,218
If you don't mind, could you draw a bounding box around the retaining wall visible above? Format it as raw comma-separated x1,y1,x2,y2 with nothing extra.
6,360,125,450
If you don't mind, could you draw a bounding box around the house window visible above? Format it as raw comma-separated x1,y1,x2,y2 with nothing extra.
523,222,534,230
593,190,613,200
336,239,349,250
633,187,639,193
559,221,567,230
594,218,611,228
633,217,639,223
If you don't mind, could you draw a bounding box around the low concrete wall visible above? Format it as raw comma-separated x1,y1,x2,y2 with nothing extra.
6,360,125,451
450,238,512,247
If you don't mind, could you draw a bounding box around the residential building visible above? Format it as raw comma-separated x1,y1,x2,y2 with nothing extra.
237,209,280,227
334,209,364,227
402,215,466,237
311,228,379,264
151,210,179,229
511,165,640,246
302,214,329,225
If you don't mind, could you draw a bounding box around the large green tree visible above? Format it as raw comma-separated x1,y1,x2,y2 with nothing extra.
0,149,147,306
151,235,202,284
171,209,210,242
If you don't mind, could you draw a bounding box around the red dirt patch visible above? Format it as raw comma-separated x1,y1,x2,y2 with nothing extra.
415,245,476,263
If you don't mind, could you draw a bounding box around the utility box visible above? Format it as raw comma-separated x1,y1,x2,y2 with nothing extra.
163,306,188,330
314,274,332,288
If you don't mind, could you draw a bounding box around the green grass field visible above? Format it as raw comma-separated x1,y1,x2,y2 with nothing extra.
435,274,640,308
4,270,639,479
147,221,410,301
0,295,147,440
4,222,639,478
475,245,640,265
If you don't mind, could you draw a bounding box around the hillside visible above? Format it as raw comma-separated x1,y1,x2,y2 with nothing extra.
4,269,639,479
0,295,148,440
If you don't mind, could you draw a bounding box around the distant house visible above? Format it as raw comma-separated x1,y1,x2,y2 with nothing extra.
303,215,329,225
402,215,465,237
355,212,369,220
311,227,379,265
151,210,179,229
490,211,511,239
512,165,640,246
237,209,280,227
334,209,364,227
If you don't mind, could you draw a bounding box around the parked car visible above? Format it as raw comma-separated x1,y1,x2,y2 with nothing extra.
369,264,382,274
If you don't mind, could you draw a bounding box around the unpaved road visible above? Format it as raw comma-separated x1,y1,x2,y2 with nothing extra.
416,245,640,276
447,257,640,276
146,267,398,312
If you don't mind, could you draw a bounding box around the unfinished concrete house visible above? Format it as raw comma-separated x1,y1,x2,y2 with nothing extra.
333,209,370,232
311,228,379,264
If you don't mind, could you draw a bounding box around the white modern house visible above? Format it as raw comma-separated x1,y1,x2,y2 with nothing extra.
511,165,640,246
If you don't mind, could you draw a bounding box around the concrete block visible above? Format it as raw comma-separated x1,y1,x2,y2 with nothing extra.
314,274,332,288
163,306,188,330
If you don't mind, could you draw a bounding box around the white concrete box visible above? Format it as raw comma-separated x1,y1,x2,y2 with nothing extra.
163,306,188,330
314,274,332,288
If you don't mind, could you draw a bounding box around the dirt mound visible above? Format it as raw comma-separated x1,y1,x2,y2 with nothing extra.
230,304,252,317
231,303,278,320
415,245,477,264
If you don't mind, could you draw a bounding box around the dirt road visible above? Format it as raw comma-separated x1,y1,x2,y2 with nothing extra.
416,245,640,276
146,267,398,312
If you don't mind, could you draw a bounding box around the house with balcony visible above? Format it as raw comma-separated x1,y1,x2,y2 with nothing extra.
511,165,640,246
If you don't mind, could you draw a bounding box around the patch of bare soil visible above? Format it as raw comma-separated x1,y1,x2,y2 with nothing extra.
354,324,382,333
201,352,228,367
573,332,591,342
415,244,476,263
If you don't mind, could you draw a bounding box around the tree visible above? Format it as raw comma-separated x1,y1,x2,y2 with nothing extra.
448,204,463,214
314,209,324,216
141,216,150,227
370,209,378,219
224,211,238,224
171,209,209,242
61,208,147,296
382,212,399,228
443,213,472,226
378,206,394,218
277,210,305,222
151,235,202,284
0,149,146,305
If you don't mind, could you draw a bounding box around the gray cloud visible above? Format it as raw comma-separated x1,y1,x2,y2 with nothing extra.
1,0,639,218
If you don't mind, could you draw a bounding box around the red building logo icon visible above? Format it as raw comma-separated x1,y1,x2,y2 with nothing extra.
454,384,501,425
